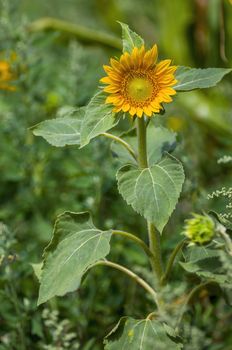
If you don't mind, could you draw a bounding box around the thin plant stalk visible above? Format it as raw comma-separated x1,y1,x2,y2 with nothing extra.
93,260,159,307
101,132,137,162
161,238,188,285
137,116,164,284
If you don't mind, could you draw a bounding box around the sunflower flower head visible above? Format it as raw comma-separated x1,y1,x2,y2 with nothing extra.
183,213,215,245
100,45,177,118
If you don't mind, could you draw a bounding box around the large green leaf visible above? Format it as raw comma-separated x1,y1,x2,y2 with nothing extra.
174,66,232,91
32,108,84,147
104,317,183,350
80,91,118,147
117,154,184,232
119,22,144,53
38,212,112,305
180,245,228,284
112,126,176,166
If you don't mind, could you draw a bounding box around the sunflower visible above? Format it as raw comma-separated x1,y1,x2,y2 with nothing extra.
100,45,177,118
0,59,16,91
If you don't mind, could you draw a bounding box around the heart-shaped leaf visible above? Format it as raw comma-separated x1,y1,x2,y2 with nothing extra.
117,154,184,232
32,108,84,147
38,211,112,305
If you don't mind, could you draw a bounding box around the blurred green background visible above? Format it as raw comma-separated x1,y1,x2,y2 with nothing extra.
0,0,232,349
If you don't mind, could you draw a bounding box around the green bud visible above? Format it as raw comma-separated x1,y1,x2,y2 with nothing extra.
183,213,215,245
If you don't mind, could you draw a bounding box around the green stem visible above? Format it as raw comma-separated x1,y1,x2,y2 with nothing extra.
137,117,163,284
27,17,121,50
147,222,164,283
137,117,148,169
161,238,188,285
93,260,158,307
112,230,154,259
101,132,137,162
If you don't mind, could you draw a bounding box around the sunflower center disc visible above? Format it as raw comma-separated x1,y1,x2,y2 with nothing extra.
127,77,153,102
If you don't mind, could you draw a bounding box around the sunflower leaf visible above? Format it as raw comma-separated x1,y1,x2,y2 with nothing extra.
174,66,232,91
80,91,119,147
119,22,144,53
180,245,229,285
38,211,112,305
117,154,185,232
32,108,84,147
104,317,183,349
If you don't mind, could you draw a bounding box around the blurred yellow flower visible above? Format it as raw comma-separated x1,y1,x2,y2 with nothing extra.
0,56,16,91
100,45,177,118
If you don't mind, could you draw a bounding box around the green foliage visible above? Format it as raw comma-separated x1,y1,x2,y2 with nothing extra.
38,212,112,305
117,154,185,232
1,1,232,349
32,108,84,147
80,91,119,147
104,317,183,350
40,308,80,350
119,22,144,53
180,245,229,284
175,67,232,91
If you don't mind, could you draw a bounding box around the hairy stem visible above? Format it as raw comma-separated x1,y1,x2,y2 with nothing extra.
147,222,164,283
101,132,137,162
137,117,163,285
161,238,188,285
93,260,158,307
137,116,148,169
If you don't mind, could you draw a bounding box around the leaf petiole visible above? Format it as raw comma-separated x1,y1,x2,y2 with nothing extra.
101,132,137,162
93,259,159,307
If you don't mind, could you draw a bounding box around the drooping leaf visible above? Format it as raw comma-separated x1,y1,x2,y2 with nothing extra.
111,126,177,166
38,211,112,305
118,22,144,53
180,245,228,284
80,91,119,147
117,154,184,232
32,108,84,147
184,245,221,262
104,317,183,350
174,66,232,91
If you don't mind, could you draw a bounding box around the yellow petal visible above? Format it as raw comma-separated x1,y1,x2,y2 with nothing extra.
104,85,120,93
136,107,143,118
155,60,172,74
129,107,137,116
144,106,153,116
162,87,176,95
100,76,111,84
122,103,130,112
103,65,113,73
106,96,117,104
